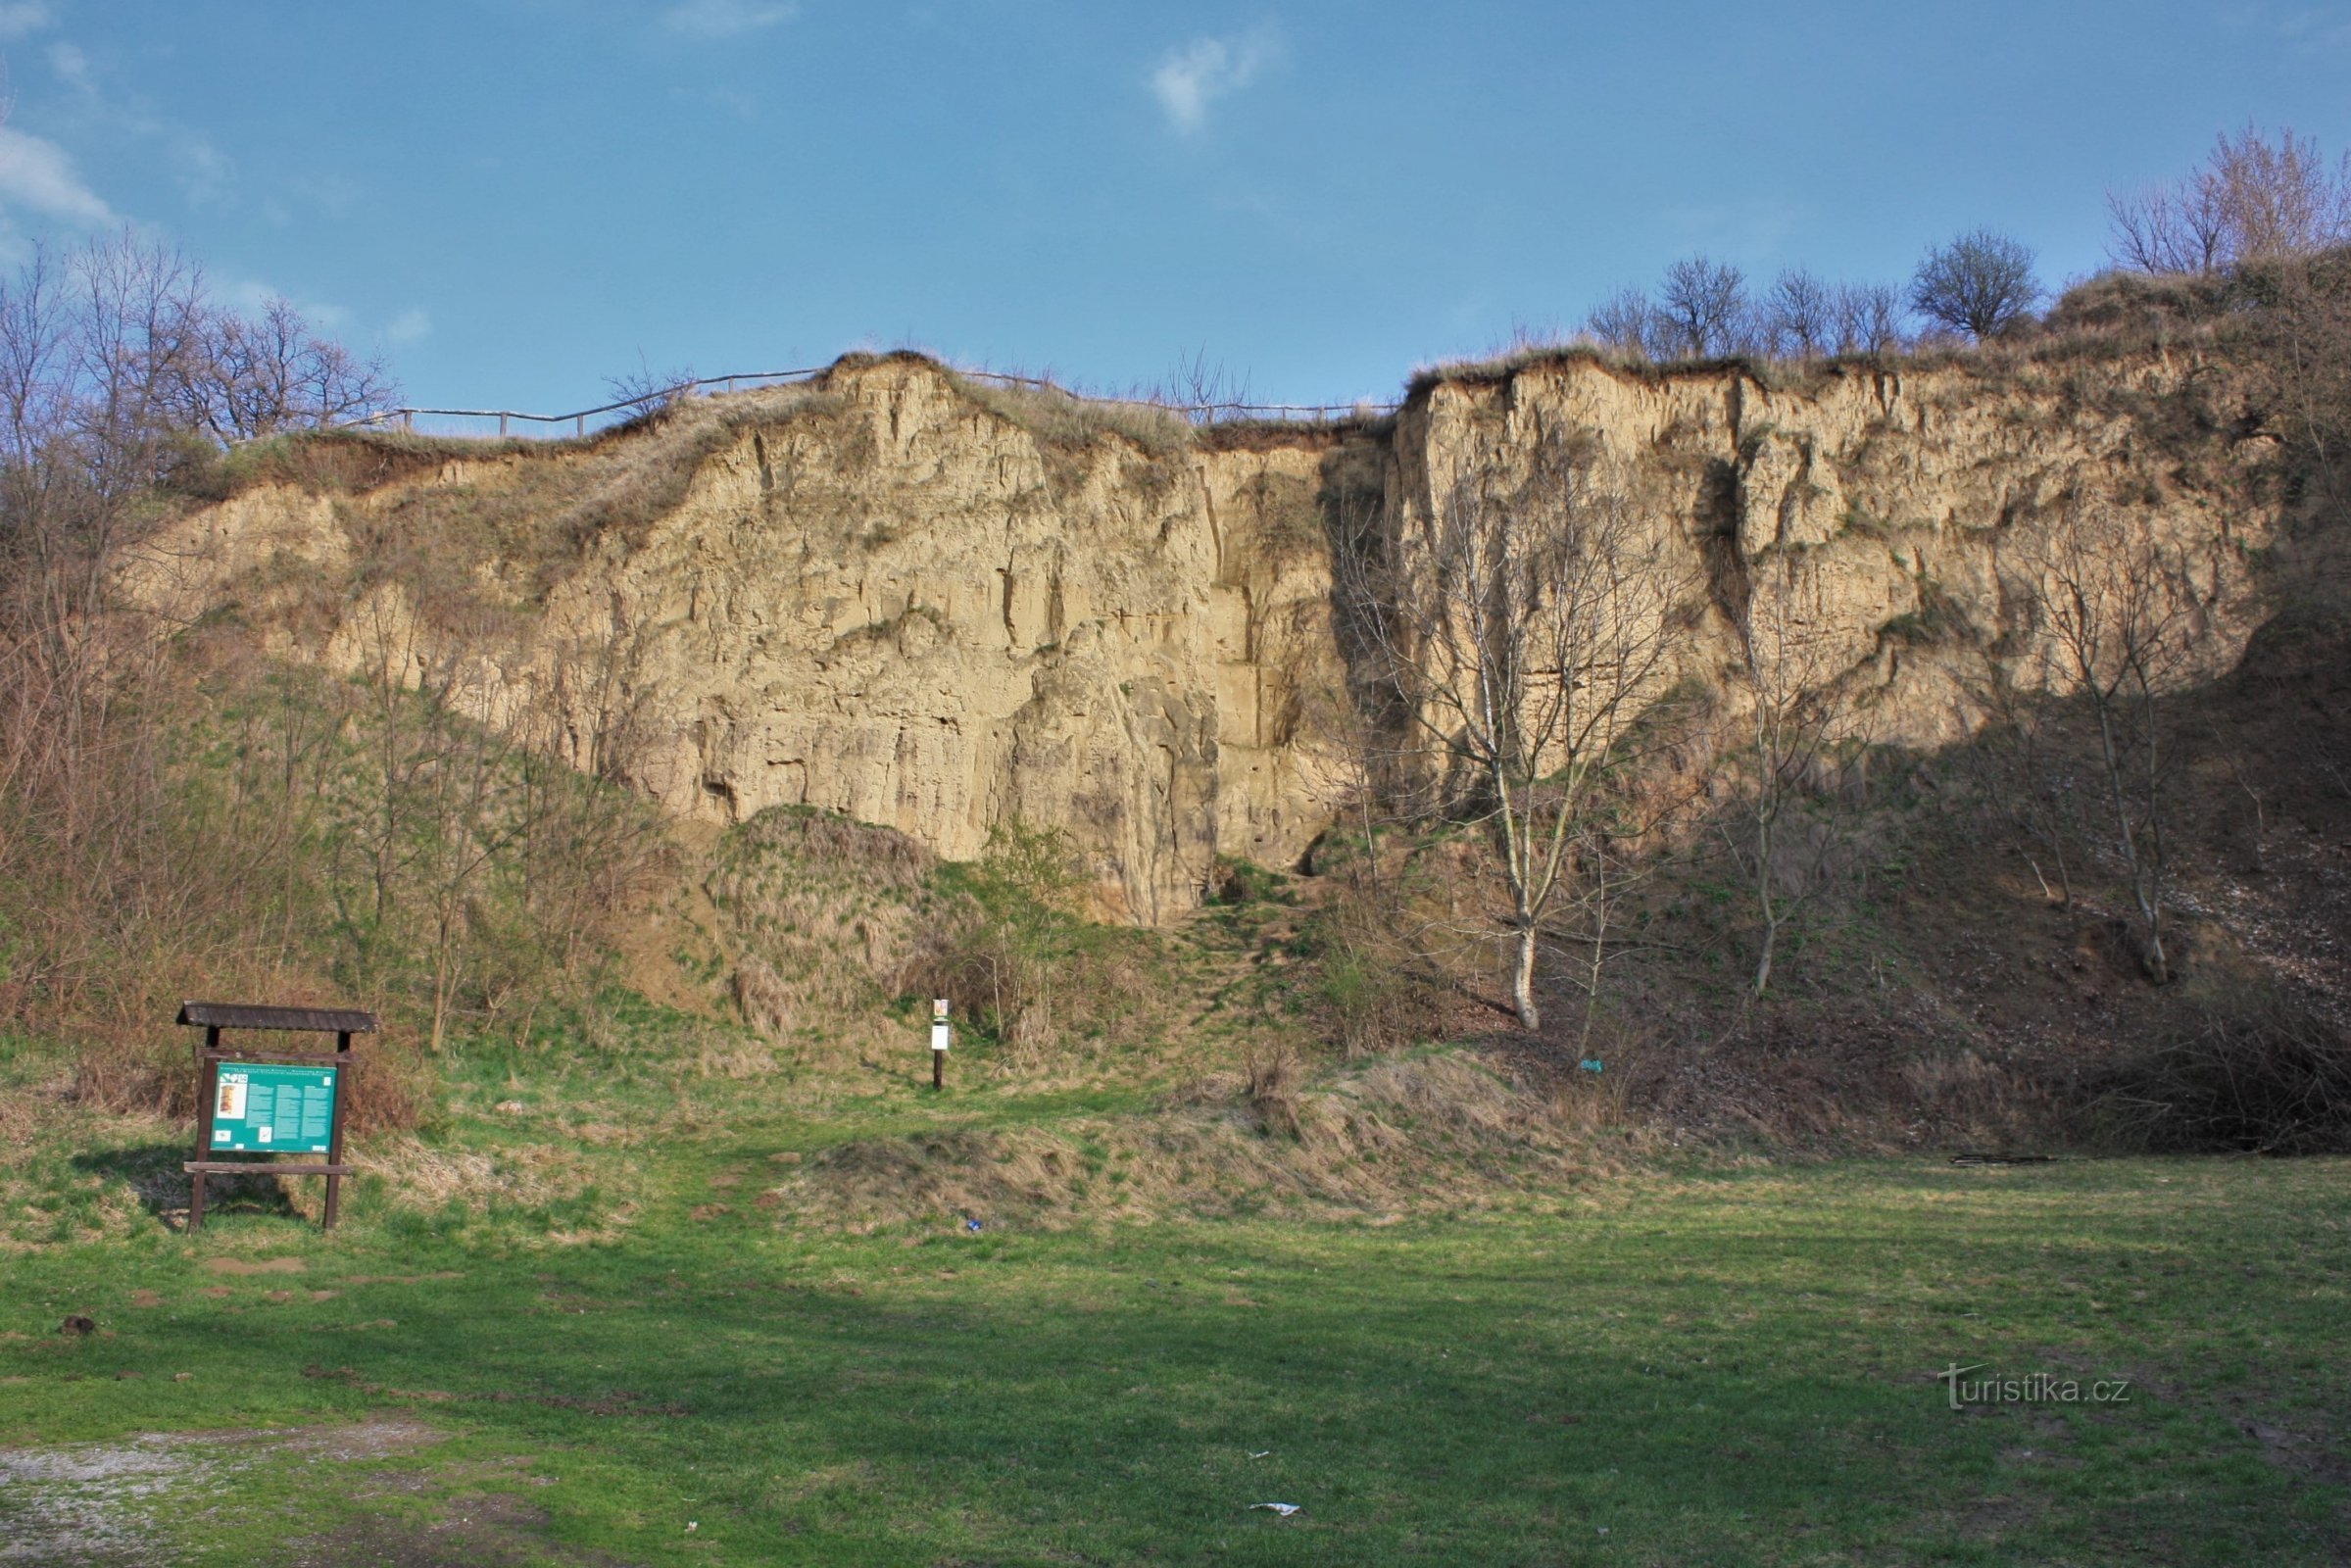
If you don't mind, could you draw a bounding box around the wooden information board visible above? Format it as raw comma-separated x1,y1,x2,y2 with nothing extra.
179,1002,375,1233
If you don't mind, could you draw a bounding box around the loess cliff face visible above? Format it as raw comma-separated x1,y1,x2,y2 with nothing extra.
134,350,2282,922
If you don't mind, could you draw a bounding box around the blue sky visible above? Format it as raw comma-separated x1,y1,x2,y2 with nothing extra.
0,2,2344,416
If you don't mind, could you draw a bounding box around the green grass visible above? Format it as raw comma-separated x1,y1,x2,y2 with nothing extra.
5,1076,2347,1567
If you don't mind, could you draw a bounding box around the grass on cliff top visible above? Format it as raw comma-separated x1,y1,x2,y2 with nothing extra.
4,984,2348,1568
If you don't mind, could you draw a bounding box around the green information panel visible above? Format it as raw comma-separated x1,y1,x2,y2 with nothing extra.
209,1062,337,1153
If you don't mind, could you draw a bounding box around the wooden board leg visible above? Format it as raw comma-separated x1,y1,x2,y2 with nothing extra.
323,1172,340,1231
189,1170,206,1234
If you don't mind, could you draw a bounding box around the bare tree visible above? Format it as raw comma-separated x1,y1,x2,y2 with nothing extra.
1584,285,1662,358
1344,451,1691,1030
1763,269,1834,359
173,295,400,441
2110,123,2351,274
2020,495,2195,984
1727,564,1851,997
0,232,210,1028
2108,172,2231,276
1658,256,1750,359
1910,229,2040,340
1155,344,1254,422
1832,281,1907,353
416,672,525,1055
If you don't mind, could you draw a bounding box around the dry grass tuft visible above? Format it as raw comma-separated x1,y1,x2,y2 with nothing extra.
1245,1045,1303,1139
706,808,946,1040
930,366,1196,459
765,1049,1617,1231
367,1135,622,1234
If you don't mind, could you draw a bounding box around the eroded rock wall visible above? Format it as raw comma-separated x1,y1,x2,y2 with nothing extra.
132,351,2280,922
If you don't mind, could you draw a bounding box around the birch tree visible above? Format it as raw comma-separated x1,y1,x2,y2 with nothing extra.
1346,450,1690,1031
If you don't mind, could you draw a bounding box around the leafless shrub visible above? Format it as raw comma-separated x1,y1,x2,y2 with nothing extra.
1246,1043,1303,1138
2110,122,2351,275
604,358,698,421
1584,285,1665,359
2084,986,2351,1153
70,1028,430,1135
1302,858,1459,1057
1152,345,1254,423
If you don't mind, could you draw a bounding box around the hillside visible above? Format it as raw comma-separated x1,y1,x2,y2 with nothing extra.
29,323,2327,1197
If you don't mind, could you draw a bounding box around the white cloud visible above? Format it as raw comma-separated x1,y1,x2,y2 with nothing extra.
46,39,91,92
0,125,114,226
171,135,234,206
220,278,353,331
661,0,796,38
1150,28,1278,134
0,3,52,41
384,308,431,345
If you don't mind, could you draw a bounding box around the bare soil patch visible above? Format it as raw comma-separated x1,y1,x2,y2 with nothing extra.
0,1416,443,1565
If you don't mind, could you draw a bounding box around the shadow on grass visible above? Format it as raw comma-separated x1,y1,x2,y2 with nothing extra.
70,1144,309,1231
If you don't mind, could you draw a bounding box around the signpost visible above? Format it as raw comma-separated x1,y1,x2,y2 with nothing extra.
930,998,950,1091
179,1002,376,1233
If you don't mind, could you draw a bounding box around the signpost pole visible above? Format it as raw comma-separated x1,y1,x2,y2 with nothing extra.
190,1024,220,1234
930,999,949,1092
323,1030,352,1230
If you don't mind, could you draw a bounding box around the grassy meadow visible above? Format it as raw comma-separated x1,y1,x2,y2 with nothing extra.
3,1016,2347,1567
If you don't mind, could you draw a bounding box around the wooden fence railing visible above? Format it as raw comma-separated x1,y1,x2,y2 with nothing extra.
361,365,1398,440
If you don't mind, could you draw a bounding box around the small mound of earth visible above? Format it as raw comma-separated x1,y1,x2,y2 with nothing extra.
767,1050,1626,1230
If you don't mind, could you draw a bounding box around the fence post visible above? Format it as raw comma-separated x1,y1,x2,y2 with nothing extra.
499,413,509,437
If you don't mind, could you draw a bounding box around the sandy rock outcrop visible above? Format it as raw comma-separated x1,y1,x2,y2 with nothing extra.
130,349,2282,921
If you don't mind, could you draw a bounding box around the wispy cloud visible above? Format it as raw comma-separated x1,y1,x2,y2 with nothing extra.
2276,5,2351,50
1151,27,1278,134
384,308,431,345
2217,3,2351,52
0,125,114,226
661,0,797,39
46,39,91,93
0,3,52,41
171,134,234,207
220,278,349,329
